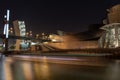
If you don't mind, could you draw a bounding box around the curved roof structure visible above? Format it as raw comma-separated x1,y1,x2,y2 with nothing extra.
74,29,105,41
101,23,120,30
64,24,105,41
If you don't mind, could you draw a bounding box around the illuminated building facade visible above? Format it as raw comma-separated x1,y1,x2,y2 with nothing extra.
44,4,120,49
99,4,120,48
107,4,120,23
99,23,120,48
45,24,104,49
46,34,99,49
13,20,29,50
13,20,26,36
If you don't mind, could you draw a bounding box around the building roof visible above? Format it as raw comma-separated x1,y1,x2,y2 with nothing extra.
74,29,105,41
101,23,120,30
66,24,105,41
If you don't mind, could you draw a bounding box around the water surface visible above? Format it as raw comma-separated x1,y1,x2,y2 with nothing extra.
0,55,120,80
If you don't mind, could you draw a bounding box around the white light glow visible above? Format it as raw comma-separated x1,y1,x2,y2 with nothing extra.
31,42,37,45
3,10,10,38
52,39,57,42
7,10,10,21
6,24,9,38
3,24,6,34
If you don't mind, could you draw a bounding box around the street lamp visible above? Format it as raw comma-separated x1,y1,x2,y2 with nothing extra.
9,27,13,35
36,34,39,39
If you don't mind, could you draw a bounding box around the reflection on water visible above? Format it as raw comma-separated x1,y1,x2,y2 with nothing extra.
104,60,120,80
0,56,120,80
0,56,5,80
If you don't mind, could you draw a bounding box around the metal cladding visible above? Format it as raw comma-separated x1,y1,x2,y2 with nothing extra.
107,4,120,23
74,24,105,41
99,23,120,48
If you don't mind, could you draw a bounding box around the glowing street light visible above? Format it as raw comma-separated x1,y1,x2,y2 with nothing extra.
3,10,10,51
3,10,10,38
9,27,13,35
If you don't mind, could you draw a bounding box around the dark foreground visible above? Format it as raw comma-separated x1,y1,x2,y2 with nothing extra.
0,55,120,80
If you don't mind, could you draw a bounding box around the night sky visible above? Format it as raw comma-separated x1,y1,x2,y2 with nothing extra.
0,0,120,35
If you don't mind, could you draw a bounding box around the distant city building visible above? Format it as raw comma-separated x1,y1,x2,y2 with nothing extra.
13,20,26,36
13,20,29,50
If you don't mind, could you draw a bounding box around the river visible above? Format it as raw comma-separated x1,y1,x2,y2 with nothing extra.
0,55,120,80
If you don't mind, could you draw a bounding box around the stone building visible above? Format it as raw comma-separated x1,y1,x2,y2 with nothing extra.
45,24,104,49
107,4,120,23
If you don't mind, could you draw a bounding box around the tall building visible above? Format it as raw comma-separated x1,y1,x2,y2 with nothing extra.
13,20,29,50
13,20,26,36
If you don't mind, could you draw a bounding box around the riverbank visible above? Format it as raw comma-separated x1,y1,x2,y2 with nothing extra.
1,48,120,59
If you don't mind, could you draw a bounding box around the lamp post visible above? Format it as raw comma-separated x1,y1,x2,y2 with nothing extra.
36,34,39,39
29,31,32,37
3,10,10,52
9,27,13,35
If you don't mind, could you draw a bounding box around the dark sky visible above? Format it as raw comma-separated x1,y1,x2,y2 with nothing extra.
0,0,120,35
